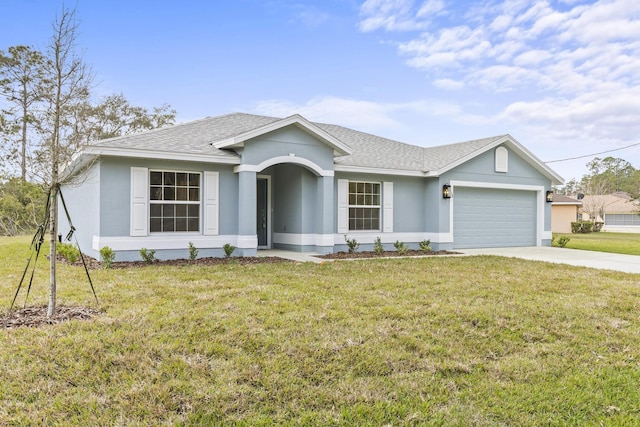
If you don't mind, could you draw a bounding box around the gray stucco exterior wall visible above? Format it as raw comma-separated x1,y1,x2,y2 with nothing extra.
241,127,335,171
61,124,558,261
59,163,100,258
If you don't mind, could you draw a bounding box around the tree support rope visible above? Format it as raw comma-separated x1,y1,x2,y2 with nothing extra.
7,186,99,317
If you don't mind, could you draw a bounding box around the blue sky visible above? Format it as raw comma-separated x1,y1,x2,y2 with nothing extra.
2,0,640,183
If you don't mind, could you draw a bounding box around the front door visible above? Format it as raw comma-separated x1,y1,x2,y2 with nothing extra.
257,178,269,248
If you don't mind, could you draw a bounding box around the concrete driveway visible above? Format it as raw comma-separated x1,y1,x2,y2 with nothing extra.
459,247,640,274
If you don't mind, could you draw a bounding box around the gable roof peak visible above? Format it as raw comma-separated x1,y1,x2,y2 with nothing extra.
211,113,352,156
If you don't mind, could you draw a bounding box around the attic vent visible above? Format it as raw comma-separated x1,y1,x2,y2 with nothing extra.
495,147,508,173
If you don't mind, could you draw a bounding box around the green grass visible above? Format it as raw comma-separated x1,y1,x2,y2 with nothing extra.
2,235,640,425
555,232,640,255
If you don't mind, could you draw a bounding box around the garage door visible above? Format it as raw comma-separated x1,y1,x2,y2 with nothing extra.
453,187,537,249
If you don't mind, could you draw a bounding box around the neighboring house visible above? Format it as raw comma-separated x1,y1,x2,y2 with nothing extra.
580,193,640,231
60,113,564,261
551,194,582,233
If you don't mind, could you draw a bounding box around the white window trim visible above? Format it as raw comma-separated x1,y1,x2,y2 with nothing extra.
347,180,382,232
130,168,220,238
149,169,203,234
338,180,393,233
383,182,393,232
130,167,149,237
337,179,349,233
203,171,219,236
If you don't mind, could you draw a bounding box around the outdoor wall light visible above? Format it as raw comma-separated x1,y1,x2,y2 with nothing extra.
443,184,452,199
546,190,553,203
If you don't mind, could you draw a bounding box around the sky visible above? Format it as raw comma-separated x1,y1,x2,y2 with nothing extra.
2,0,640,183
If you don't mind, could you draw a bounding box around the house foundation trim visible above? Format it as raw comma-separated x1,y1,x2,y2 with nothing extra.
93,234,244,251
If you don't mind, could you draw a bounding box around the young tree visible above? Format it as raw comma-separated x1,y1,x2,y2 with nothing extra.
0,46,47,180
40,7,93,317
1,8,176,317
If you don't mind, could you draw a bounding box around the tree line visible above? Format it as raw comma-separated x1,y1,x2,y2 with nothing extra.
0,8,175,235
559,157,640,200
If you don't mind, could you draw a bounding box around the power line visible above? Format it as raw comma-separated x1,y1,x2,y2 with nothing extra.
545,141,640,163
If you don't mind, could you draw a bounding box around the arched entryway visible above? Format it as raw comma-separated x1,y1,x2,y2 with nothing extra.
235,156,335,254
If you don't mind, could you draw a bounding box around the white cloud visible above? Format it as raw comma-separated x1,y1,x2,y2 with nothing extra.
417,0,445,17
513,49,552,66
358,0,640,161
358,0,444,32
253,96,402,130
433,78,464,90
252,96,465,134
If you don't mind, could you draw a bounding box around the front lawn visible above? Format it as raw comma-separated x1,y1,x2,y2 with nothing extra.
555,231,640,255
2,236,640,425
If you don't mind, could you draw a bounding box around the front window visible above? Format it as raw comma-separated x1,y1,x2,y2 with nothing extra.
348,181,380,230
149,171,200,232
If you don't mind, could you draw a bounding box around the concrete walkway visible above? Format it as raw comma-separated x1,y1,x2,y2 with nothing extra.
257,249,324,264
459,246,640,274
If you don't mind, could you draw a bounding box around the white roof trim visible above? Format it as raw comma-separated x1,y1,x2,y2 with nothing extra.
432,135,564,185
334,164,426,177
212,114,352,156
84,146,241,164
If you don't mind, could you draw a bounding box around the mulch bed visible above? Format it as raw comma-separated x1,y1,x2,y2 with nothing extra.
317,249,459,259
60,255,292,270
2,306,103,329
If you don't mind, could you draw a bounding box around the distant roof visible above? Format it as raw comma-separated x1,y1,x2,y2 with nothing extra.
86,112,562,183
580,194,639,213
552,194,582,205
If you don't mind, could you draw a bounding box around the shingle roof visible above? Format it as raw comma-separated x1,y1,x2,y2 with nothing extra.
91,113,280,160
552,194,582,204
89,112,551,177
581,194,638,213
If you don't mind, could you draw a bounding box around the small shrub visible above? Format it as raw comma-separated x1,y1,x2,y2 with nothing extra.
100,246,116,269
57,242,79,263
571,221,594,234
188,242,199,260
552,235,571,248
344,235,360,253
419,239,431,253
373,237,384,255
394,240,408,254
223,243,236,258
139,248,156,264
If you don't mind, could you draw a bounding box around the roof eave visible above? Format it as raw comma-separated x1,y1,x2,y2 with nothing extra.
84,146,241,164
334,164,427,177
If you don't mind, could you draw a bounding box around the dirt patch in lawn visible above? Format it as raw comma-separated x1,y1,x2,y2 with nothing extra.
318,249,460,259
2,305,103,329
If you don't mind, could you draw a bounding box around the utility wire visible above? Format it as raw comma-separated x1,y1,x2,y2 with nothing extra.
546,141,640,163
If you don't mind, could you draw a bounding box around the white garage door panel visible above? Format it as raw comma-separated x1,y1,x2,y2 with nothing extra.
453,187,536,249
